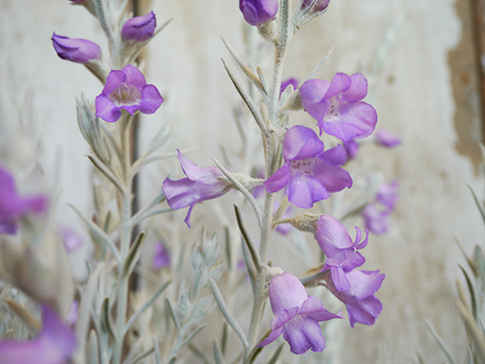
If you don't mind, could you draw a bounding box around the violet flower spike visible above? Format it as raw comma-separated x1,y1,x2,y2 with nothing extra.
239,0,278,26
0,166,47,235
95,65,164,122
258,272,342,354
264,125,352,209
162,150,232,227
375,129,401,148
315,214,369,291
121,11,157,42
51,33,100,64
300,73,377,143
0,305,77,364
324,269,385,327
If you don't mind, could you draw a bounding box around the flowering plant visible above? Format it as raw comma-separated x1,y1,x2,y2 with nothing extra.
0,0,402,363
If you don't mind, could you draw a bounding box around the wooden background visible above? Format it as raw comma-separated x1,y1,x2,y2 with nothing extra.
1,0,485,362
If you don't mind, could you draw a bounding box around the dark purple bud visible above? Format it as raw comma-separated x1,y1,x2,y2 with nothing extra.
280,77,299,97
69,0,86,3
239,0,278,26
121,11,156,42
302,0,330,12
51,33,100,64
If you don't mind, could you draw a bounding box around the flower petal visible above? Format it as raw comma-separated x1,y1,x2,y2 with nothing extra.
95,94,122,122
287,174,330,209
340,73,367,102
121,64,147,88
313,158,352,193
323,72,351,100
300,79,331,124
282,316,326,354
264,163,290,193
299,295,343,322
140,84,164,114
268,273,308,314
282,125,324,160
101,69,126,95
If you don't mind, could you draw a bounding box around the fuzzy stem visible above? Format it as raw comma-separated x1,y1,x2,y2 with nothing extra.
112,114,134,364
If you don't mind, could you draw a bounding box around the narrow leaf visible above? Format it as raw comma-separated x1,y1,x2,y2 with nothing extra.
124,279,172,334
122,231,147,277
87,330,100,364
257,67,270,95
213,158,262,227
234,204,261,270
86,154,126,193
213,340,226,364
178,324,207,348
152,336,162,364
6,299,40,334
221,59,270,139
209,278,248,348
468,185,485,226
69,204,120,263
459,265,477,320
425,319,455,364
306,46,335,81
166,297,181,332
101,297,116,341
221,37,266,96
456,299,485,363
266,342,284,364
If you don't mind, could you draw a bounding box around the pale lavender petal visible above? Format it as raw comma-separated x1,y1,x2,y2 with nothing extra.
101,69,126,95
329,266,351,291
282,317,326,354
341,73,367,102
287,174,330,209
315,215,355,250
347,295,383,327
184,203,196,227
153,242,171,269
51,33,100,64
313,159,352,193
140,84,164,114
346,270,385,300
344,140,359,159
162,178,198,210
327,101,377,142
95,94,122,122
300,79,331,124
323,72,351,100
264,163,290,193
299,295,343,322
376,180,399,210
268,273,308,314
319,144,347,165
258,326,284,347
375,129,401,147
362,203,389,235
121,64,147,88
282,125,323,160
271,306,300,330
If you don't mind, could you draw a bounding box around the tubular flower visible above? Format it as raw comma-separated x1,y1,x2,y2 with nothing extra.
239,0,278,26
300,73,377,143
0,305,76,364
51,33,100,64
258,272,342,354
0,166,47,235
121,11,157,42
264,125,352,209
324,269,385,327
162,150,232,227
362,180,399,234
315,215,369,291
95,65,163,122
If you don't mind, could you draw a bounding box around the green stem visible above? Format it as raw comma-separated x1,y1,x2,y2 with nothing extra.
112,115,134,364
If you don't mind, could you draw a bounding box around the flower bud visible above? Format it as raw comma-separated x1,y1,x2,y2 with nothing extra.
239,0,278,26
302,0,330,13
121,11,157,42
51,33,100,64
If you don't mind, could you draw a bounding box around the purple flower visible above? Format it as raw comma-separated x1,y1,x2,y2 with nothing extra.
375,129,401,148
324,269,384,327
162,151,232,227
121,11,157,42
95,65,163,122
69,0,85,3
302,0,330,12
280,77,299,97
0,166,47,235
258,272,342,354
60,227,83,253
300,73,377,143
315,215,368,291
344,139,359,160
362,181,399,235
153,242,171,269
264,125,352,209
51,33,100,64
0,305,76,364
239,0,278,26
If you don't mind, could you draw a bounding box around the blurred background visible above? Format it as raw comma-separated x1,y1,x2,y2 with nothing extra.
1,0,484,362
